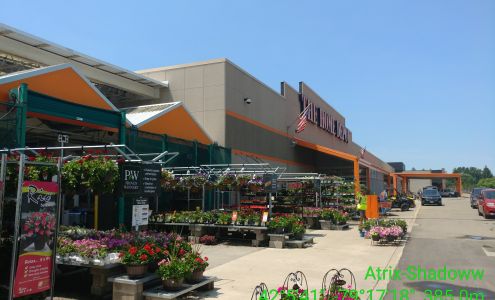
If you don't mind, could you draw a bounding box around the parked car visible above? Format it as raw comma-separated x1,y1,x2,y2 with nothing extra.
423,186,438,191
421,189,442,206
440,189,454,197
477,189,495,219
470,187,486,208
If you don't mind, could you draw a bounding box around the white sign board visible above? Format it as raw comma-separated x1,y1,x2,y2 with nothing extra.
132,204,149,227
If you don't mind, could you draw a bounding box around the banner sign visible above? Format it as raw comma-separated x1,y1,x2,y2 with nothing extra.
121,163,161,195
13,181,58,298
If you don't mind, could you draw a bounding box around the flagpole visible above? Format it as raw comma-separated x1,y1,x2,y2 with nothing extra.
287,104,311,132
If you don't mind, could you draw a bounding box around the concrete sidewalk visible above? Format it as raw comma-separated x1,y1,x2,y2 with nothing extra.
194,205,420,299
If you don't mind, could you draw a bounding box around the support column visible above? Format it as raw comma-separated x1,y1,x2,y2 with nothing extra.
366,167,371,193
392,174,397,196
456,176,462,195
15,83,28,147
118,111,126,226
402,176,407,193
353,159,360,195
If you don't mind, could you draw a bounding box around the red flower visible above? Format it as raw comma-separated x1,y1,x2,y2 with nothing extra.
119,252,124,258
178,248,186,256
204,256,208,261
155,247,161,253
195,258,203,263
129,247,137,255
139,254,148,261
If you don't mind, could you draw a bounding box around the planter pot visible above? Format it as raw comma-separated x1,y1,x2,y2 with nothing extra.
125,264,148,279
273,227,285,234
386,236,396,242
162,278,184,291
186,269,204,283
319,220,332,230
359,230,365,238
34,236,45,250
371,234,381,241
293,232,304,240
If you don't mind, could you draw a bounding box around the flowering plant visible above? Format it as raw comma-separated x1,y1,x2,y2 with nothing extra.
199,235,217,245
62,155,118,194
185,250,209,272
161,170,178,191
119,243,161,265
156,257,190,280
22,212,55,240
25,153,58,181
72,239,108,259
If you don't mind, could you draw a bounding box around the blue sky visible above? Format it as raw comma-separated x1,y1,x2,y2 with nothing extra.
2,0,494,172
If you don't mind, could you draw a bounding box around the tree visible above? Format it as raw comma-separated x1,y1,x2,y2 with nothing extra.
460,173,475,191
482,166,493,179
478,177,495,188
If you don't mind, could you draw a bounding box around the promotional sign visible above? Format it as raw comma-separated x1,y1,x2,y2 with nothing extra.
132,197,149,227
263,174,278,193
142,164,161,196
121,163,142,195
121,163,161,195
13,181,58,298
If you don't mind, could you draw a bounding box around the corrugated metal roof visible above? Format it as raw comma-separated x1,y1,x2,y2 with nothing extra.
0,23,168,89
124,102,181,126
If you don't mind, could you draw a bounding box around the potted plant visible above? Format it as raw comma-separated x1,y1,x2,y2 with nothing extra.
247,175,263,192
216,212,231,225
184,249,209,283
319,210,334,230
367,226,383,242
156,257,190,290
119,243,158,278
161,170,178,191
247,211,261,226
268,216,288,234
290,220,306,240
236,174,251,187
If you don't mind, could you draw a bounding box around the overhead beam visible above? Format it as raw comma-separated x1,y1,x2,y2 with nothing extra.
0,36,160,99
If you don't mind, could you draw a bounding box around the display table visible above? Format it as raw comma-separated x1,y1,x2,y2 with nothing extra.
151,223,268,247
57,262,123,297
142,276,215,300
109,273,161,300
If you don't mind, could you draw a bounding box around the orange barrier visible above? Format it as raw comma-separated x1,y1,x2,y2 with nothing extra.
365,195,379,219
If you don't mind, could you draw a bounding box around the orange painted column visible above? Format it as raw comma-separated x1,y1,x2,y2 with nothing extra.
366,195,379,219
456,176,462,195
353,159,360,195
392,175,397,196
402,176,407,193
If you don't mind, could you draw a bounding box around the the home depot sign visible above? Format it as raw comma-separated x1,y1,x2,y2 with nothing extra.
299,94,350,143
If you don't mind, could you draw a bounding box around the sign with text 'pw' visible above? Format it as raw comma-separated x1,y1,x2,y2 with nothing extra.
120,163,161,195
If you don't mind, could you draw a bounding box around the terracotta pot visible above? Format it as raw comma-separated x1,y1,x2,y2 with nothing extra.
186,269,204,283
162,278,184,290
125,264,148,279
34,236,45,250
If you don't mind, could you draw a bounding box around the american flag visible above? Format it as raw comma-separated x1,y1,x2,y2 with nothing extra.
295,104,311,133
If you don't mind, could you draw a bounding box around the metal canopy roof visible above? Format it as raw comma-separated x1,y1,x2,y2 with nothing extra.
123,102,180,126
0,23,168,89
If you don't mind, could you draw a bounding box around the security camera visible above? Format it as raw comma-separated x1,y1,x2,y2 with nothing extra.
244,97,252,104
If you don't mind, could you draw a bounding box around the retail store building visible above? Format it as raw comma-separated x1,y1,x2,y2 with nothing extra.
1,23,393,195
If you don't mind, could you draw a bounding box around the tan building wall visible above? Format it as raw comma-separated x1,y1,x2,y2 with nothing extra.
137,59,227,145
138,58,393,174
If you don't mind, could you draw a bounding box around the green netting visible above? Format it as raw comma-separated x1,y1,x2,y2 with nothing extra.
0,102,17,149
